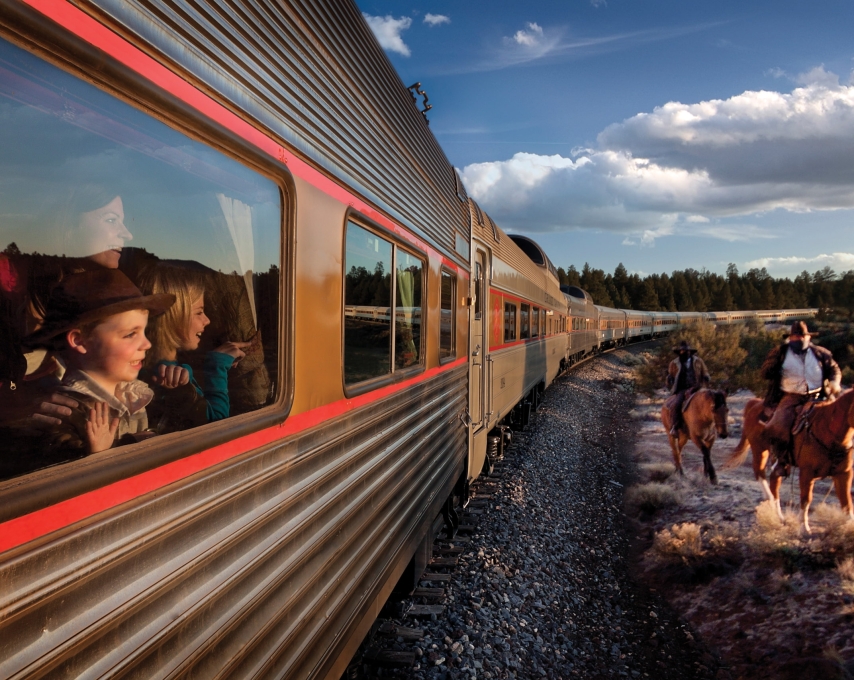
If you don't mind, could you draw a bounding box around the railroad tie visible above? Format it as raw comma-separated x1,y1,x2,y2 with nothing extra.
377,621,424,641
413,587,444,599
407,604,445,617
420,573,452,582
363,648,416,669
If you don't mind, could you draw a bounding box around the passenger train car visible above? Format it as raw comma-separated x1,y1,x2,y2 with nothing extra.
0,1,817,677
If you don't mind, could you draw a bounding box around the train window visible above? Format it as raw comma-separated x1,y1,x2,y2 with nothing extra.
504,302,517,342
439,270,455,361
520,304,530,339
541,309,546,335
473,262,482,321
0,38,282,482
531,307,539,338
344,223,425,385
344,224,393,384
394,249,423,370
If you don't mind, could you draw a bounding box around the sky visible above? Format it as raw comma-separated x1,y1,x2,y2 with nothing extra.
356,0,854,280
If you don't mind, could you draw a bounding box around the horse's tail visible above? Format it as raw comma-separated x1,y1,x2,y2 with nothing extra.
723,427,751,470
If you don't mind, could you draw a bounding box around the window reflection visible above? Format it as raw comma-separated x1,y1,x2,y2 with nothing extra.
0,39,281,481
439,271,454,361
344,224,392,384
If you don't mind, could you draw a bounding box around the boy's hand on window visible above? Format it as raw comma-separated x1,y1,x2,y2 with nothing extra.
32,393,78,427
151,364,190,389
214,341,251,366
86,402,119,453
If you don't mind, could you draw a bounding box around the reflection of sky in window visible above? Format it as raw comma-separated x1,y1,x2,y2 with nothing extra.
0,39,280,274
346,223,391,276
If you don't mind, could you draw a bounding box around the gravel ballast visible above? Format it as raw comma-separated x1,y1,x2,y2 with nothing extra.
363,348,721,679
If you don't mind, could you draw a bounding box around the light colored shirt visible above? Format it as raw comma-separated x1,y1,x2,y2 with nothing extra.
780,347,823,394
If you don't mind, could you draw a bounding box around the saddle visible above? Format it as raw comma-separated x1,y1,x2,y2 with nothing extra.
791,401,816,437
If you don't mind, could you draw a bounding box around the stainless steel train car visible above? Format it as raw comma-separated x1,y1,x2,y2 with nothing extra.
0,1,820,678
0,1,469,677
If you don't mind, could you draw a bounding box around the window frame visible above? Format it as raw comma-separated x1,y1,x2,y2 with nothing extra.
438,267,456,364
0,23,295,523
342,215,427,397
504,301,517,343
520,303,530,340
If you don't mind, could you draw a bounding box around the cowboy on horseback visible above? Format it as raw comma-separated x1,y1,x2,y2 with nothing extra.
762,320,841,468
666,340,711,437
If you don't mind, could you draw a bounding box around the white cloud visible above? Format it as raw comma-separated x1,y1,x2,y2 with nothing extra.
424,13,450,27
743,252,854,277
363,14,412,57
513,22,545,47
461,68,854,243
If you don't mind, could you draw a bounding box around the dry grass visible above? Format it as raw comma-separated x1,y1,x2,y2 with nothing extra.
640,462,677,482
653,523,703,560
625,481,682,514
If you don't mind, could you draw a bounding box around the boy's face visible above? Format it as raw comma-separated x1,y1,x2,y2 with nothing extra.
70,309,151,385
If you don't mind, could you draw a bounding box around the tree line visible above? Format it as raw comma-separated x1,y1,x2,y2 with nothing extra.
558,263,854,314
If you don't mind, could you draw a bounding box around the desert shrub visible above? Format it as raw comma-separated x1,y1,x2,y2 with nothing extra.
625,481,682,514
836,557,854,582
653,523,703,560
635,320,785,395
640,462,676,482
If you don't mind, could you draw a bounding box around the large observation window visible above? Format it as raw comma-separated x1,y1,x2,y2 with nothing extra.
0,39,282,482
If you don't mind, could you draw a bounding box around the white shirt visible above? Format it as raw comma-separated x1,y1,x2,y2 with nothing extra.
780,347,823,394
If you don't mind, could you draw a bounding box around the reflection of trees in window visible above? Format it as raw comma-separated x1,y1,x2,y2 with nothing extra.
520,304,530,339
395,258,422,370
439,271,454,360
504,302,516,343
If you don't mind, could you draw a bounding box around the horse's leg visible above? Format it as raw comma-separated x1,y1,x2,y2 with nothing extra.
755,448,774,502
668,431,684,476
799,470,817,534
701,442,718,485
832,468,854,520
769,470,784,520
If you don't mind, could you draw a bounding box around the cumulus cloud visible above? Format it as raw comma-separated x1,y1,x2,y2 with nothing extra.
424,13,450,27
512,22,545,47
743,252,854,277
461,66,854,241
363,14,412,56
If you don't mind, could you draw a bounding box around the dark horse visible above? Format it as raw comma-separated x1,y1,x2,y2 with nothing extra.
661,388,729,484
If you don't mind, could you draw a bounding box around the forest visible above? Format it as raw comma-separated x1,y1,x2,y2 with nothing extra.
558,262,854,315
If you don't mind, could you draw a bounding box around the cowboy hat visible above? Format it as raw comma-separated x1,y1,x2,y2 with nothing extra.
788,320,814,337
672,340,698,354
25,269,174,348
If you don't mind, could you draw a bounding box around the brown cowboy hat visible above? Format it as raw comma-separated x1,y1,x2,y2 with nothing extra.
788,320,816,337
25,269,175,348
672,340,698,354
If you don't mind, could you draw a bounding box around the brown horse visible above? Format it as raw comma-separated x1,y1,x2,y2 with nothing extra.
725,397,781,512
788,388,854,533
661,388,729,484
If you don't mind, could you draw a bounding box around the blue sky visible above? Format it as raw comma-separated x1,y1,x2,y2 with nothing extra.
357,0,854,280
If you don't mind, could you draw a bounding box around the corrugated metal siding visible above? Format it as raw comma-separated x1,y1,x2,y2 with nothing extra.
76,0,469,264
0,367,467,679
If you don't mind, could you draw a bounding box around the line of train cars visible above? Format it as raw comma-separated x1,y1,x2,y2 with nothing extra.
0,1,816,678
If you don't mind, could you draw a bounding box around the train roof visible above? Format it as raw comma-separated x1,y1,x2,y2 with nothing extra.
95,0,471,267
560,285,593,303
507,234,559,279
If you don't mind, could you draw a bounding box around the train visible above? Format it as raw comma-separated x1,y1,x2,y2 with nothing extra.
0,1,816,678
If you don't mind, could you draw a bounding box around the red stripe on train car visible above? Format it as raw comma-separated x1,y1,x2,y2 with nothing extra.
0,357,467,554
20,0,469,281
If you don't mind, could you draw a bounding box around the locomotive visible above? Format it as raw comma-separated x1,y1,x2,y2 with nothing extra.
0,1,815,677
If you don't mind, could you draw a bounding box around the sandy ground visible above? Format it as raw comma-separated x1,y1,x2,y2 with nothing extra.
626,361,854,680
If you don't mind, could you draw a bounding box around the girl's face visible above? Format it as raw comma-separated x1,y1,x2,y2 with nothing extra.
70,309,151,389
77,196,133,269
180,294,210,352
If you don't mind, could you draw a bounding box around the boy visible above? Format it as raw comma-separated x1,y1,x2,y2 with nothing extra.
25,269,174,458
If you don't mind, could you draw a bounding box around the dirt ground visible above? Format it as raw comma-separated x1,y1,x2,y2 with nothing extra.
625,352,854,680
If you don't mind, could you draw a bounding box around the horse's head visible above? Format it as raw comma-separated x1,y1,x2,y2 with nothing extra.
713,390,729,439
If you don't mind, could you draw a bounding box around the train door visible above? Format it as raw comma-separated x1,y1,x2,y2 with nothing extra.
468,246,490,479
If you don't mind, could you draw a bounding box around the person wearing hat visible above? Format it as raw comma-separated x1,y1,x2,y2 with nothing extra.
761,320,841,466
22,269,174,460
665,340,711,436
